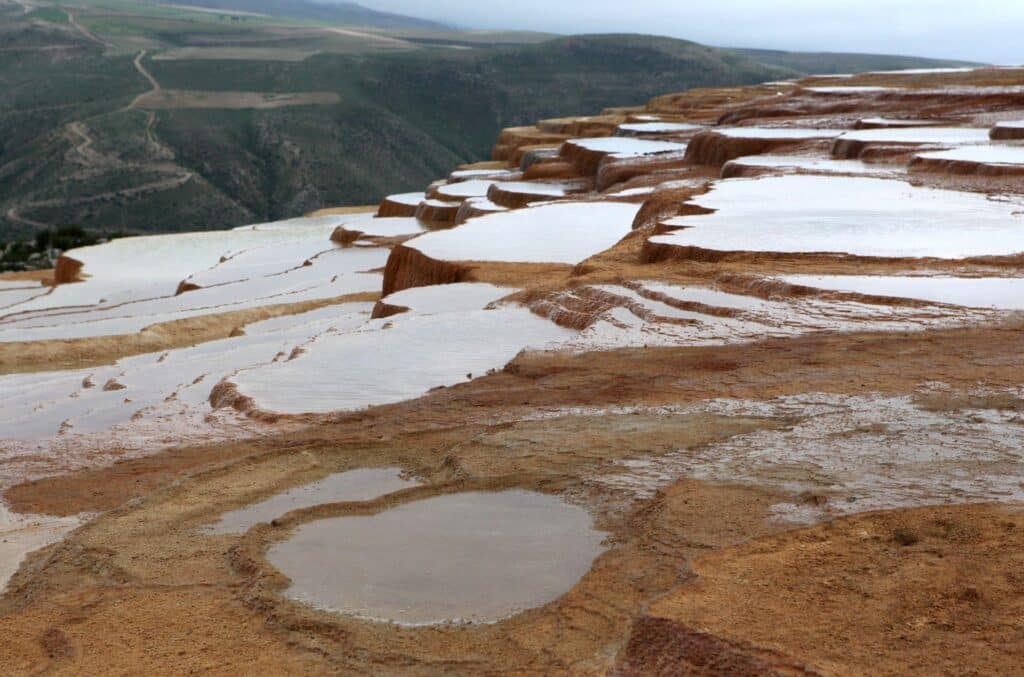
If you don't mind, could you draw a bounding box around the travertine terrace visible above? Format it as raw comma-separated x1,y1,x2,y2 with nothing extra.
1,65,1024,674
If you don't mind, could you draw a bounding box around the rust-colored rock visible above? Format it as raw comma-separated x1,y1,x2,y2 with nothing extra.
101,379,126,392
909,154,1024,177
53,255,84,285
491,126,571,161
381,244,473,296
413,200,460,225
990,124,1024,140
486,180,590,209
612,617,816,676
370,300,409,319
685,130,831,167
376,195,420,218
330,226,363,246
174,280,201,295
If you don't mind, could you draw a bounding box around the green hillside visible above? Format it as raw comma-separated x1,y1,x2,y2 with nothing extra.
726,47,981,75
0,0,976,255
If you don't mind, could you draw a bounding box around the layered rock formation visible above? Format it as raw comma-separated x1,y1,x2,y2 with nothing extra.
1,63,1024,675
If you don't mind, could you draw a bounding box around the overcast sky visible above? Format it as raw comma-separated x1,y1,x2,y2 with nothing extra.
358,0,1021,64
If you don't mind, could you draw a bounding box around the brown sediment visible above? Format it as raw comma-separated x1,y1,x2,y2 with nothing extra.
329,225,363,246
708,272,971,310
684,130,834,167
376,195,419,218
647,503,1024,675
536,115,624,136
370,300,409,319
854,117,945,129
0,292,379,375
52,256,84,285
413,199,460,225
381,244,473,296
990,124,1024,140
517,145,563,170
640,235,1024,270
720,161,778,179
5,62,1024,675
518,284,714,330
305,205,377,217
596,153,695,190
380,242,574,297
523,160,580,181
559,139,617,176
173,280,200,295
512,143,564,168
612,616,817,676
491,126,571,162
629,184,712,230
909,154,1024,177
486,179,590,209
0,269,54,285
10,319,1024,519
454,199,503,224
831,137,934,160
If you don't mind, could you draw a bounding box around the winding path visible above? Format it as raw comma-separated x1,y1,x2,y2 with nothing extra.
65,10,112,49
2,48,184,231
130,50,161,102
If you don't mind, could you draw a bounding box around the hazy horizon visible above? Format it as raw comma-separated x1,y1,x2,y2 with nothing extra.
356,0,1021,65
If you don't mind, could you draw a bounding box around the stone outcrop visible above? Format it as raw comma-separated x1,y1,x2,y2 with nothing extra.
381,244,473,296
53,255,84,285
684,130,830,167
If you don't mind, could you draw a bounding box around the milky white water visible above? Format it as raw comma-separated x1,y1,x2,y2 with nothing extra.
566,137,687,157
229,306,574,415
382,192,425,206
916,145,1024,166
724,155,902,176
836,127,990,145
4,219,348,316
0,303,375,441
617,122,702,135
781,275,1024,309
203,468,419,534
380,283,516,315
408,201,640,264
715,127,844,139
330,215,426,238
435,180,498,199
651,175,1024,259
0,247,386,341
490,181,575,197
858,117,940,127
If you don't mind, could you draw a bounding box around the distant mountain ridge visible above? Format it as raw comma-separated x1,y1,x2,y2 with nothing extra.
725,47,982,75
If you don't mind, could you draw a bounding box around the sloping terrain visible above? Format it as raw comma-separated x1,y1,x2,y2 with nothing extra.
0,0,974,252
139,0,448,29
1,48,1024,676
728,47,980,75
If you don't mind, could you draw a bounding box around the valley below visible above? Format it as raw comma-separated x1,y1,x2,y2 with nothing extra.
0,39,1023,676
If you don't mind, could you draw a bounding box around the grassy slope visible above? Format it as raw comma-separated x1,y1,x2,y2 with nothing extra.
727,47,981,75
137,0,448,29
